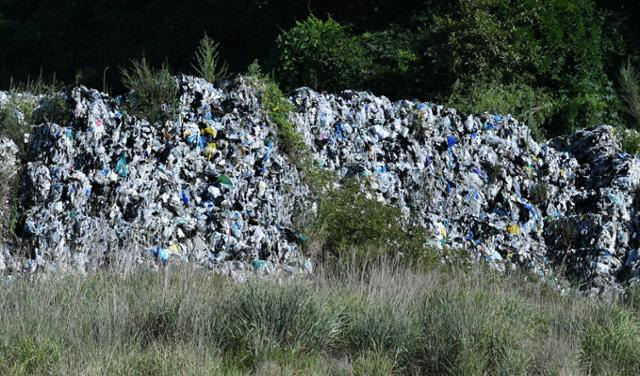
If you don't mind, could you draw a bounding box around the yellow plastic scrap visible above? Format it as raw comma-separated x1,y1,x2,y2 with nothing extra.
507,224,521,235
168,243,182,255
204,142,217,160
202,127,217,137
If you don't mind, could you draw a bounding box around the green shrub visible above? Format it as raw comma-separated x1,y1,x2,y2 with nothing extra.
33,94,70,126
273,16,371,93
309,179,436,268
359,29,419,97
193,33,228,83
413,0,621,135
220,282,341,359
121,58,178,121
0,336,64,375
248,66,333,192
616,127,640,154
0,93,36,146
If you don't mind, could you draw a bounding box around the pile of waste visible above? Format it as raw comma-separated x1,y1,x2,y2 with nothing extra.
1,76,640,293
291,89,640,293
2,77,313,279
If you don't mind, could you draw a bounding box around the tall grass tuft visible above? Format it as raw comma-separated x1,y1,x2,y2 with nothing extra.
2,262,640,374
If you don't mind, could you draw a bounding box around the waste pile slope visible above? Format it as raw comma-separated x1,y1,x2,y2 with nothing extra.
290,89,640,294
3,77,312,279
1,76,639,293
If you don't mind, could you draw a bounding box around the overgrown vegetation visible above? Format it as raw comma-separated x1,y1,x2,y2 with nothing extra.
3,263,640,375
274,16,371,93
269,2,632,137
617,128,640,155
308,179,436,268
247,64,331,193
120,58,178,121
193,34,228,83
0,93,36,146
449,82,553,140
2,1,639,138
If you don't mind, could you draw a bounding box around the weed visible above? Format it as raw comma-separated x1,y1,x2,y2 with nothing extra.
193,33,228,83
121,58,178,121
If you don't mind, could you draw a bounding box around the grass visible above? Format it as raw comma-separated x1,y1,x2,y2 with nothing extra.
2,260,640,375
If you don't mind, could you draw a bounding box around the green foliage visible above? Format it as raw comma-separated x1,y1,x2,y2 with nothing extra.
0,93,36,146
414,0,622,136
274,16,371,92
193,33,228,83
0,336,63,375
33,94,71,126
121,58,178,121
221,282,341,361
616,128,640,155
581,304,640,375
353,352,395,376
3,265,640,374
358,29,419,96
249,66,332,192
620,59,640,128
309,179,436,268
449,81,554,140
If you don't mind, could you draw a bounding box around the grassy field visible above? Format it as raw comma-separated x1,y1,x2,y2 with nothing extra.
2,260,640,375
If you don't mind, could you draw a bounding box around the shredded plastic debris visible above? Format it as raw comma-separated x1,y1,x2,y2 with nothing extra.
2,76,640,294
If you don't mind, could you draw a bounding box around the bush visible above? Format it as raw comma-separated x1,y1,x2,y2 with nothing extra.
413,0,621,135
221,282,341,360
308,179,436,268
0,336,64,376
121,58,178,121
0,93,36,147
353,352,395,376
273,16,371,93
616,127,640,155
359,29,419,97
193,34,228,83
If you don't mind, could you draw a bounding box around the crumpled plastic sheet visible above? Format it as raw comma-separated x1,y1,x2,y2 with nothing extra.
3,77,640,293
